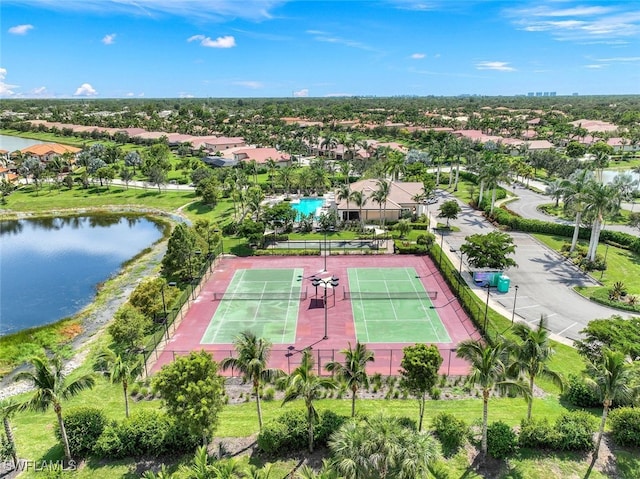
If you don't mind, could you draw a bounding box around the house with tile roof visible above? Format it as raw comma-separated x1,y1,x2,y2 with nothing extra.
21,143,81,163
335,179,424,222
232,147,291,166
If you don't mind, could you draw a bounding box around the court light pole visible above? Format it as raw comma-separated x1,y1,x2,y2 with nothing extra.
311,275,339,340
439,230,444,264
511,285,519,324
160,281,177,340
188,250,202,300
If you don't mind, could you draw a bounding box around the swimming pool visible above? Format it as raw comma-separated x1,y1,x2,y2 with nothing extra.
291,198,325,219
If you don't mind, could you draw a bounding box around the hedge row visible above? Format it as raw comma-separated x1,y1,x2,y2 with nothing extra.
488,206,640,254
58,408,199,459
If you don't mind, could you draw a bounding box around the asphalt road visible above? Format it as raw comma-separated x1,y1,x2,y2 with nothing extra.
432,187,634,344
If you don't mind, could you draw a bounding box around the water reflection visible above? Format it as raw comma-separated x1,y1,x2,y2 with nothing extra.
0,215,164,336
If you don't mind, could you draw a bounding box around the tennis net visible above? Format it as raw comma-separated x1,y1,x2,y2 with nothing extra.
343,291,438,300
213,291,308,301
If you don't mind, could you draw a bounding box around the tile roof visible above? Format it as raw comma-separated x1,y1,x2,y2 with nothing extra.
21,143,81,156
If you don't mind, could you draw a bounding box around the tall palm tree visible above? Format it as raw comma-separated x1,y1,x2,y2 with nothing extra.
508,316,564,420
0,398,21,469
281,349,337,452
372,179,391,228
562,169,595,253
545,179,565,207
350,190,367,229
16,355,96,462
221,331,285,430
456,339,530,456
336,183,351,223
585,349,637,457
584,181,618,261
325,342,375,417
94,347,142,418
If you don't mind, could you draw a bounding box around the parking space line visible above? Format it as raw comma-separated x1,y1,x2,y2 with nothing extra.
557,322,578,335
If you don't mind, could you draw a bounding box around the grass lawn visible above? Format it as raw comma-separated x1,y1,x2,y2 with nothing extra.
532,233,640,297
3,183,196,214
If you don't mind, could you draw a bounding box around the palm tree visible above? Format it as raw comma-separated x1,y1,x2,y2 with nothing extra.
585,349,637,457
325,342,375,417
336,183,351,223
456,339,530,456
350,190,367,229
584,181,618,261
508,316,564,420
372,179,391,228
545,179,564,207
562,169,595,253
0,398,21,469
16,355,96,462
94,347,142,418
221,331,285,430
281,349,337,452
329,414,440,479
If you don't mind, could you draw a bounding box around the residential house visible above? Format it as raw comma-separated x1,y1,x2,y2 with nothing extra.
232,147,290,167
335,179,424,222
20,143,81,164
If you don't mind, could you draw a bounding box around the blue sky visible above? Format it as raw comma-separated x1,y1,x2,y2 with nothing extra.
1,0,639,98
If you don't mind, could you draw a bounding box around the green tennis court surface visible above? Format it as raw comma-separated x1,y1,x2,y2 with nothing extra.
347,267,451,343
201,268,302,344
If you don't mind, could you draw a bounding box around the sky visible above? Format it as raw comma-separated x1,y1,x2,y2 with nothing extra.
1,0,639,99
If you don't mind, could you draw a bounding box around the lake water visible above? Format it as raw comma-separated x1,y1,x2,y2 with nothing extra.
602,169,640,184
0,215,164,336
0,134,44,152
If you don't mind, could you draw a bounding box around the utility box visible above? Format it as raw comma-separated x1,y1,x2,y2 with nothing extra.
497,274,511,293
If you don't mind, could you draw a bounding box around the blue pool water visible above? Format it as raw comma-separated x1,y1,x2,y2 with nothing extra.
291,198,325,219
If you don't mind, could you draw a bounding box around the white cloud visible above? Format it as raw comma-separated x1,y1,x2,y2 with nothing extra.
0,68,19,97
411,53,425,59
585,64,606,69
233,81,263,89
307,31,376,51
126,92,135,97
188,34,236,48
325,93,353,97
10,0,285,22
8,24,34,35
293,88,309,97
179,92,194,98
31,86,48,96
596,56,640,63
102,33,116,45
476,61,516,72
506,3,640,42
74,83,98,96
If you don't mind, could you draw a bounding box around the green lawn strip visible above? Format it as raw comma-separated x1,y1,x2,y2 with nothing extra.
504,449,609,479
538,202,631,224
3,184,196,214
614,448,640,479
532,233,640,296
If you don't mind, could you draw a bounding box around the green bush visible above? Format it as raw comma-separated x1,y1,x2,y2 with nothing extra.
553,411,596,451
261,387,275,401
563,374,601,408
257,409,348,455
55,407,107,457
431,412,469,456
610,408,640,447
487,421,518,460
395,242,427,255
518,418,556,449
93,410,198,458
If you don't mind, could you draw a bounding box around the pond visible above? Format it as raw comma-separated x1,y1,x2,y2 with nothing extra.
0,134,45,152
0,215,164,336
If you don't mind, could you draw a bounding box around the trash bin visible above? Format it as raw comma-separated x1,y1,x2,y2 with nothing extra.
497,274,511,293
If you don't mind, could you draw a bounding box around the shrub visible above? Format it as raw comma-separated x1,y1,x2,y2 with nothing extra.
257,409,347,455
431,387,441,400
55,407,107,457
553,411,596,451
262,387,275,401
609,407,640,447
431,412,469,456
518,418,556,449
93,410,198,458
487,421,518,460
563,374,601,408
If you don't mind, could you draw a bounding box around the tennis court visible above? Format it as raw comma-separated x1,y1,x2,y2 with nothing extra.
200,268,303,344
347,267,451,343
